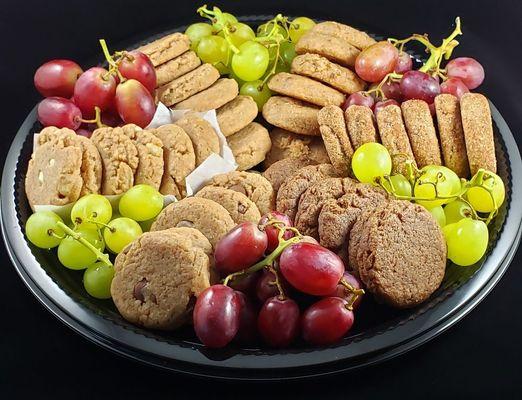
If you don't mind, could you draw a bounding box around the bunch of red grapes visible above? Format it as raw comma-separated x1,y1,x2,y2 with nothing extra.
193,212,364,348
34,43,157,136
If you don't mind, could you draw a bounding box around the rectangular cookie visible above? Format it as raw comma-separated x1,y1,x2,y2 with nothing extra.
291,54,365,95
401,100,442,168
345,105,378,149
173,78,239,111
216,95,258,137
262,96,321,136
460,93,496,174
312,21,376,50
138,33,190,67
295,31,360,68
155,63,219,106
375,105,416,175
155,50,201,87
268,72,345,107
434,94,470,177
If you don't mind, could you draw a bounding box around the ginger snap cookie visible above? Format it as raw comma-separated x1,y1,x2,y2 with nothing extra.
196,186,261,224
155,50,201,87
216,95,258,137
263,157,314,192
295,31,360,67
345,105,378,149
175,113,220,166
311,21,376,50
138,32,191,67
262,96,321,136
227,122,271,171
173,78,239,112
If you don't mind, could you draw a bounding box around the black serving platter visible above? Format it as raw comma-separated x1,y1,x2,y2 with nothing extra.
2,17,522,381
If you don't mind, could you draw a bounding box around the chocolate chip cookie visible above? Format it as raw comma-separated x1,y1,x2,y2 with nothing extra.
196,186,261,224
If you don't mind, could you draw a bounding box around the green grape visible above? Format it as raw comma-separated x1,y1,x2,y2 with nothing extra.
83,262,114,299
185,22,213,51
445,218,488,266
213,12,238,32
58,227,105,270
466,171,505,213
228,70,245,87
444,199,472,224
257,22,286,38
414,165,461,209
197,35,229,68
381,174,412,197
240,80,272,110
351,143,392,184
103,217,142,254
280,41,296,66
429,205,446,228
231,41,270,81
274,61,290,74
289,17,315,42
25,211,65,249
119,184,164,222
71,194,112,227
139,218,156,233
228,22,255,47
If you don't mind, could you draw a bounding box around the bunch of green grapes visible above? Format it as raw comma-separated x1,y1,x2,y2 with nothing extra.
185,5,315,110
25,184,165,299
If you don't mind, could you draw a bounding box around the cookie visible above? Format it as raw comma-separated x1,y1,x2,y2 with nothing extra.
318,183,388,250
262,96,321,136
156,63,220,107
460,93,496,174
206,171,275,215
155,50,201,87
263,157,314,192
25,139,83,209
138,32,191,67
295,31,360,67
111,229,210,330
312,21,376,50
91,126,139,195
173,78,239,111
264,128,330,167
276,164,338,221
267,72,345,107
294,177,356,239
434,94,470,177
196,186,261,224
37,127,102,196
175,114,220,166
227,122,271,171
216,95,258,137
151,197,234,248
345,105,378,149
401,100,442,168
122,124,164,190
291,53,365,95
152,124,196,198
318,105,354,176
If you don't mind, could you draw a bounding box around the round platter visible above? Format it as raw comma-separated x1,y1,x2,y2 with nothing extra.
2,18,522,381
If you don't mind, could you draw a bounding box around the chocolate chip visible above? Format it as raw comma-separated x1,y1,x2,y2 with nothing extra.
237,204,247,214
133,278,147,302
229,184,247,195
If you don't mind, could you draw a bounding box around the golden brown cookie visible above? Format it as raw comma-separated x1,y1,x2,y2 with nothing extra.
173,78,239,112
196,186,261,224
296,31,360,67
345,105,378,149
262,96,321,136
216,95,258,137
138,32,191,67
263,157,314,192
155,50,201,87
175,114,220,166
311,21,376,50
228,122,271,171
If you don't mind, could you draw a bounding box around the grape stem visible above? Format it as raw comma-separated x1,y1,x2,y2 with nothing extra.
197,5,239,54
99,39,125,82
56,221,113,268
339,279,365,311
267,264,286,300
79,106,104,129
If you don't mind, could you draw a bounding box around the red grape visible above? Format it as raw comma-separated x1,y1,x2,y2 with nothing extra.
280,242,344,296
76,127,93,138
355,41,399,82
394,51,413,74
327,271,364,310
302,297,354,345
34,59,83,98
381,81,402,101
258,296,300,347
342,92,375,110
115,79,156,128
440,77,470,99
118,51,157,94
214,222,268,274
373,99,399,115
193,284,241,348
256,269,286,303
300,235,319,245
73,67,117,118
235,291,258,344
259,211,293,253
228,270,260,295
428,102,436,117
446,57,485,89
37,97,82,129
400,70,440,103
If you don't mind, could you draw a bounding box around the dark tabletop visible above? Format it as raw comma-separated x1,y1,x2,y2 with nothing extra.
1,0,521,398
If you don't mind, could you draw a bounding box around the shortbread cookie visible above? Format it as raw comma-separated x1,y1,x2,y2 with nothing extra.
196,186,261,224
311,21,376,50
263,157,314,192
138,32,191,67
227,122,271,170
173,78,239,111
296,31,360,67
155,50,201,87
216,95,258,137
345,105,378,149
175,114,220,166
262,96,321,136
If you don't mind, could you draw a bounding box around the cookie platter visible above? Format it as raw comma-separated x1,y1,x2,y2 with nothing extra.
2,9,522,380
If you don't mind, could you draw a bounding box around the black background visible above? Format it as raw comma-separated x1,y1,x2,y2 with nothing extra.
1,0,521,398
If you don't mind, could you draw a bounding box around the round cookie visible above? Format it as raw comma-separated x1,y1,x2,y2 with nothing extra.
276,164,338,221
262,157,314,192
348,200,446,308
318,183,388,250
227,122,271,171
152,124,196,199
195,186,261,224
216,95,258,137
91,126,139,195
206,171,275,215
151,197,234,248
111,230,211,330
175,113,220,166
37,126,102,196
